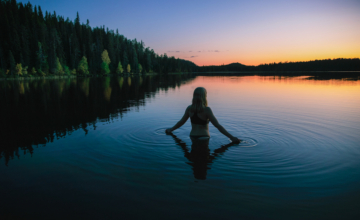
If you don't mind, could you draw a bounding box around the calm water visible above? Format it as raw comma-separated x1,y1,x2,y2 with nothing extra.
1,75,360,219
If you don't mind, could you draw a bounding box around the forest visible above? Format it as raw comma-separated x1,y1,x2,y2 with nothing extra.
0,0,197,78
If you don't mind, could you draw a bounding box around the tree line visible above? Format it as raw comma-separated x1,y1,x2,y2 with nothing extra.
197,58,360,73
0,0,197,78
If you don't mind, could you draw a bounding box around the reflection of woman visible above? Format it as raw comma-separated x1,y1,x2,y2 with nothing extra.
166,87,241,143
168,133,235,180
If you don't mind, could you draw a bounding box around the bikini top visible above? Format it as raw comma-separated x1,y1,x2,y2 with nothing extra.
190,110,209,125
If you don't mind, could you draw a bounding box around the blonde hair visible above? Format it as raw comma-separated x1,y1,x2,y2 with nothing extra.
190,87,208,113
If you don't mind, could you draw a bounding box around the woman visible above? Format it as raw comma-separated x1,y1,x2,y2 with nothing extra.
165,87,241,144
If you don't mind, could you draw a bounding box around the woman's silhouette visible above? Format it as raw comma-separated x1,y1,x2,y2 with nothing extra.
166,87,241,143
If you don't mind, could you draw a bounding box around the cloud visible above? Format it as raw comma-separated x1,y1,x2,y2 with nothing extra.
198,51,201,52
190,56,198,58
214,50,219,52
176,51,180,52
189,51,192,52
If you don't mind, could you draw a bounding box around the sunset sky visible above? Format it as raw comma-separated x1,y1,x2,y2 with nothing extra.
18,0,360,66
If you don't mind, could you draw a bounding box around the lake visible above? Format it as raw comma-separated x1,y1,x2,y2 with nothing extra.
1,74,360,219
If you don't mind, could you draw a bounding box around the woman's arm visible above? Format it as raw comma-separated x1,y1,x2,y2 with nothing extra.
206,107,240,143
166,106,190,133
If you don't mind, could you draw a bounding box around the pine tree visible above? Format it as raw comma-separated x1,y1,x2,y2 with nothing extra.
36,42,47,71
132,46,139,73
8,51,15,75
122,51,129,70
49,28,60,73
106,32,115,71
20,26,30,67
144,49,152,72
38,5,44,21
0,46,5,70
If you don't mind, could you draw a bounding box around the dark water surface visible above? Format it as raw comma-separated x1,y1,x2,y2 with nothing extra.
1,75,360,219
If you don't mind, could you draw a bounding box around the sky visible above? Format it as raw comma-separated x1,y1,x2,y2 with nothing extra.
18,0,360,66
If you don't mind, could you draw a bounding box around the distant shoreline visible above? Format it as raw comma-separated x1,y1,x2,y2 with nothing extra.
1,71,360,81
193,71,360,74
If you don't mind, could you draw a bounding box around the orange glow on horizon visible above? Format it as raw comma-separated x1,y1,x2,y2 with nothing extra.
184,48,360,66
193,55,360,67
191,57,360,67
165,23,360,67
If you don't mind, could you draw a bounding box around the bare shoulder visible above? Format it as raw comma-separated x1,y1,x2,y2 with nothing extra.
205,106,212,112
204,106,213,115
186,105,192,113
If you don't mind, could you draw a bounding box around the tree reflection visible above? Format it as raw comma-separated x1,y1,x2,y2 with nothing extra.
0,74,196,165
80,78,90,97
103,77,112,101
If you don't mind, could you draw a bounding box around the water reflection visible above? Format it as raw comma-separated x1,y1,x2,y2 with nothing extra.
168,133,235,180
1,74,360,219
197,72,360,81
0,74,196,165
1,73,359,166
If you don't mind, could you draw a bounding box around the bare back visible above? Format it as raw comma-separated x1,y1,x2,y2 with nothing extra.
188,106,210,137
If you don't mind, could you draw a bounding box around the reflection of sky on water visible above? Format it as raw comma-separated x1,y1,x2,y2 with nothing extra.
1,75,360,165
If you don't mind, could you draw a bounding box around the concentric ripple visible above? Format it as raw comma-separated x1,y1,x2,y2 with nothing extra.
238,137,258,147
